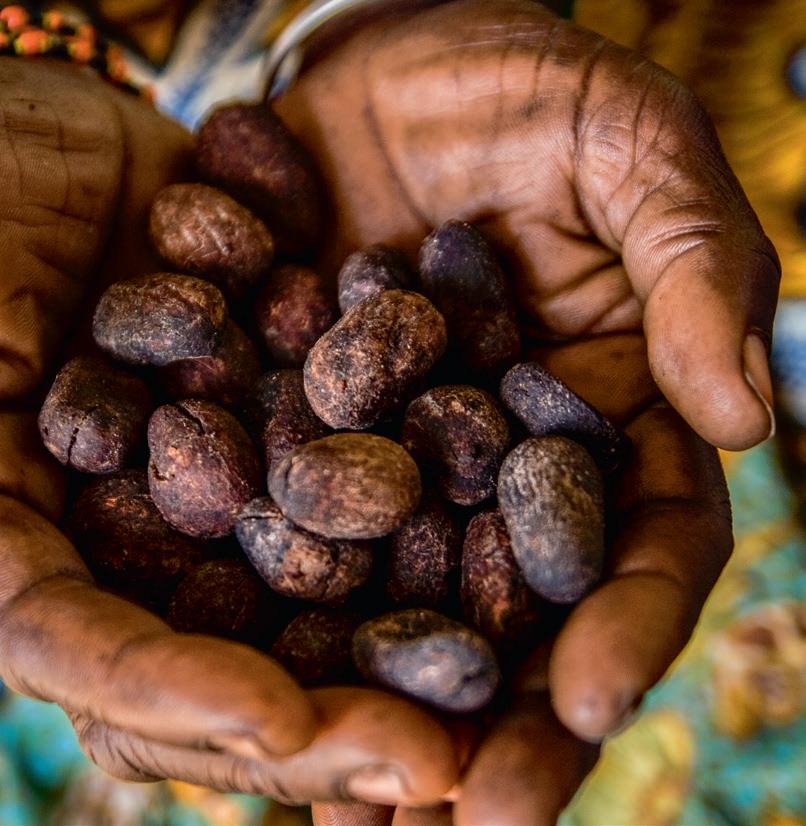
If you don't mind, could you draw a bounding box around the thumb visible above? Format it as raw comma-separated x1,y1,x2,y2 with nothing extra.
576,56,779,451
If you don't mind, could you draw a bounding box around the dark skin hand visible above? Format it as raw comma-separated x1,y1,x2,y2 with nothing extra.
0,0,779,822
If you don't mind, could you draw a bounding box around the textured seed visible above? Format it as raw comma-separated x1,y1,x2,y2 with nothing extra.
352,609,500,712
38,356,151,474
67,470,207,610
167,559,281,646
255,265,337,367
268,433,421,539
304,290,447,430
240,370,331,471
401,385,510,506
271,608,361,686
498,437,605,604
195,103,322,253
418,220,520,376
337,244,412,313
461,510,545,650
387,496,461,609
93,273,227,366
149,183,274,297
235,497,373,602
160,320,261,407
148,400,261,538
500,362,630,472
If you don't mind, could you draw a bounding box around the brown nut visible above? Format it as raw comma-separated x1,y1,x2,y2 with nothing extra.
67,469,207,610
195,103,322,254
304,290,447,430
337,244,412,313
387,495,461,610
500,362,630,472
93,273,227,366
401,385,510,506
268,433,421,539
160,320,261,407
498,436,605,604
167,559,281,646
271,608,361,686
235,497,373,603
352,609,500,713
255,265,337,367
418,220,520,376
461,510,545,650
148,400,261,538
38,356,151,474
149,183,274,297
240,370,331,471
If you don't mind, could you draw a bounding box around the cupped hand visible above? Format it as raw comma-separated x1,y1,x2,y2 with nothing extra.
0,58,458,806
272,0,778,822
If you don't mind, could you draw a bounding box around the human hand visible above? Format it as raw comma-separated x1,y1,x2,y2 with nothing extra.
271,0,779,821
0,58,459,806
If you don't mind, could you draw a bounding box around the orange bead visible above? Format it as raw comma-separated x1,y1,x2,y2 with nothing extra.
0,6,29,32
14,29,53,55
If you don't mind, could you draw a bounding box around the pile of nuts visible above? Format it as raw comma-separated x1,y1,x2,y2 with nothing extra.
38,102,629,714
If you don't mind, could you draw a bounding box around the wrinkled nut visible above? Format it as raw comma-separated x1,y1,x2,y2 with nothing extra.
167,559,281,646
160,320,261,407
352,609,500,713
498,436,604,604
195,103,322,253
461,510,545,650
387,496,461,610
240,370,331,471
419,220,520,376
149,183,274,297
255,265,337,367
268,433,421,539
304,290,447,430
148,400,261,538
235,497,373,603
337,244,413,313
38,356,151,474
67,470,207,610
271,608,361,686
93,273,227,366
500,362,630,472
401,385,510,506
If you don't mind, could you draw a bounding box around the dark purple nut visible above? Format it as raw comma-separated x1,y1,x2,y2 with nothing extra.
337,244,413,313
148,400,261,538
160,320,261,407
241,370,331,471
67,470,207,610
418,220,520,375
167,559,280,646
387,496,461,609
235,497,373,603
271,608,361,686
500,362,630,472
461,510,545,650
352,609,500,713
149,183,274,297
498,436,604,604
255,265,337,367
401,385,510,506
93,273,227,366
304,290,447,430
38,356,151,474
195,103,322,254
268,433,421,539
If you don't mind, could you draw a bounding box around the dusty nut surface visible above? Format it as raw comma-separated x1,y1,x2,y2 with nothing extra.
498,436,605,604
352,608,500,713
337,244,412,313
268,433,422,539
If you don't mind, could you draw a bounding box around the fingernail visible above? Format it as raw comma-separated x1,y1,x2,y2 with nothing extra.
442,783,462,803
344,765,406,804
743,333,776,440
